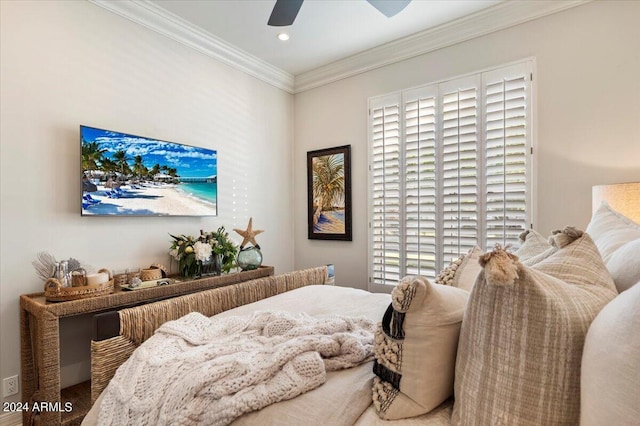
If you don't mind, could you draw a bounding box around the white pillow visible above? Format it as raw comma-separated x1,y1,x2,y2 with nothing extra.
372,276,469,420
581,281,640,425
586,201,640,263
605,239,640,292
586,201,640,292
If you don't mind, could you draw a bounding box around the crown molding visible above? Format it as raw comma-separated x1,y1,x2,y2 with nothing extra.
89,0,296,93
89,0,588,95
294,0,589,93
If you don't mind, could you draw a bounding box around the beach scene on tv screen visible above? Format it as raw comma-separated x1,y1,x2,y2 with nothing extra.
81,126,217,216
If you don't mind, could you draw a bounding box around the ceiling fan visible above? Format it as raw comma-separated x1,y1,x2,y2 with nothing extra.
268,0,412,27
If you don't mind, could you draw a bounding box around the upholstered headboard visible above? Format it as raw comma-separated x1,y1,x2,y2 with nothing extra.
90,266,329,402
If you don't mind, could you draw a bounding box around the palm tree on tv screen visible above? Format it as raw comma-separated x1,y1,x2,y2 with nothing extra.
150,164,160,177
101,158,117,175
112,150,131,177
132,155,148,179
81,141,105,172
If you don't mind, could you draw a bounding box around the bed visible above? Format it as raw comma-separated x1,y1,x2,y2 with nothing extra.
83,204,640,426
82,266,453,425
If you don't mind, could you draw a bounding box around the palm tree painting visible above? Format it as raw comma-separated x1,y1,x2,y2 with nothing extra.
307,145,352,241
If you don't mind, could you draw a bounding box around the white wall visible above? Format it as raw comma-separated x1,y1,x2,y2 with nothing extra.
0,1,294,403
293,1,640,290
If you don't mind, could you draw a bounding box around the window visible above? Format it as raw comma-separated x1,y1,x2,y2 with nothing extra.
368,61,533,289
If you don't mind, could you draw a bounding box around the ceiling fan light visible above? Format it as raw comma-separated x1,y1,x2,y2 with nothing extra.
277,32,290,41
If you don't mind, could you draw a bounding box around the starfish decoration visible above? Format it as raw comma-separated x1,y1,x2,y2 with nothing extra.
233,217,264,249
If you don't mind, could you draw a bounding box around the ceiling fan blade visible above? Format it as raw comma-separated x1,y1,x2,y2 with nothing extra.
366,0,411,17
268,0,304,27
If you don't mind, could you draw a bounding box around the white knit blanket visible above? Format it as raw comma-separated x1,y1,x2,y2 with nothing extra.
97,311,376,426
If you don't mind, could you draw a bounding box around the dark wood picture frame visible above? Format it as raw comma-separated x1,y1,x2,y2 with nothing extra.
307,145,352,241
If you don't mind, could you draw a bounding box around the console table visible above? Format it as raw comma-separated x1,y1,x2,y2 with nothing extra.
19,266,274,426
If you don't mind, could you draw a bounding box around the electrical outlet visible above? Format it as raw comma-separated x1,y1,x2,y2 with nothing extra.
3,375,19,397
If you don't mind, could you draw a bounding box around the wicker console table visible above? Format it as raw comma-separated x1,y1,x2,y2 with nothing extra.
19,266,274,426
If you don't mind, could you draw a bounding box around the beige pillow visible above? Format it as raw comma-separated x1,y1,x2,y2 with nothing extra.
372,275,469,420
581,281,640,425
435,246,483,292
452,227,617,425
514,229,551,263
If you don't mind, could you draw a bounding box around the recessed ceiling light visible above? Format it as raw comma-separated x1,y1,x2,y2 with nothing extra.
277,33,290,41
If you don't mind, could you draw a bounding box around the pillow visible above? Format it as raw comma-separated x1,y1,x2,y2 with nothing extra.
435,246,483,292
586,201,640,263
586,202,640,292
452,227,617,426
581,281,640,425
605,239,640,292
513,229,557,266
372,275,469,420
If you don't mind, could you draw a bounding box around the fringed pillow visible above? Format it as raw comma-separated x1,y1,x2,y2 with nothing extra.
514,229,555,265
452,227,617,425
372,276,469,420
435,246,483,292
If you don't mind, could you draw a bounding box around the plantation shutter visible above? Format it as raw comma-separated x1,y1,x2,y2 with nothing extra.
437,76,481,271
370,95,402,286
483,64,530,250
404,87,438,278
368,61,532,290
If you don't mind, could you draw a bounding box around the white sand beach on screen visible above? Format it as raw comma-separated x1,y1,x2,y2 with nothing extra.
82,184,216,216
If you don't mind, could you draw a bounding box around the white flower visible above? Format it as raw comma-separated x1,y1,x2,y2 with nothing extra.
169,248,181,261
193,241,212,262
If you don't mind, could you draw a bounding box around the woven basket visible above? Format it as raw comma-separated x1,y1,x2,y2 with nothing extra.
45,268,114,302
140,268,162,281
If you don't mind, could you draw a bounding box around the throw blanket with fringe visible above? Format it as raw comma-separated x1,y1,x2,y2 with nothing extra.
97,311,376,426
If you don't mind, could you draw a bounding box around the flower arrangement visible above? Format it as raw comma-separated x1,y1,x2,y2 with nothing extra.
169,227,238,278
169,234,207,278
199,227,239,274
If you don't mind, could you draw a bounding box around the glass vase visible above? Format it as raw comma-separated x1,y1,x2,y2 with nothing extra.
237,246,263,271
200,254,222,277
179,257,201,279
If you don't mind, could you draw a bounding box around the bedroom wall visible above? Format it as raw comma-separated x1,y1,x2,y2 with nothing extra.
0,1,294,404
293,0,640,290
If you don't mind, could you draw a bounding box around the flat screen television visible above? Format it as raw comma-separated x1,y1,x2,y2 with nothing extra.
81,125,217,216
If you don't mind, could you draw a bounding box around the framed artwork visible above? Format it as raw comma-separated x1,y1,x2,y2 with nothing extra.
307,145,352,241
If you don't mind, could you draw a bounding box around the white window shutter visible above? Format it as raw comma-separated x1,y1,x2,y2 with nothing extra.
483,63,531,250
437,76,481,271
404,87,438,278
368,61,533,289
370,95,402,286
